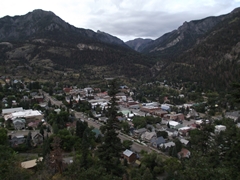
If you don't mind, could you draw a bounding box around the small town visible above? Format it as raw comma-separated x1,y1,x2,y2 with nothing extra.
1,76,240,179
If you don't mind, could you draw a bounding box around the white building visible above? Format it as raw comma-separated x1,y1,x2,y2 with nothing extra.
215,125,226,133
4,109,42,121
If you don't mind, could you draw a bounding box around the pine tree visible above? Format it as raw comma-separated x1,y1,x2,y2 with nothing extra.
26,131,32,148
97,79,123,175
80,128,90,168
76,120,88,138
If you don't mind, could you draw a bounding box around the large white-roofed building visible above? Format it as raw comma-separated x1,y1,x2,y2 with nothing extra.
4,109,43,122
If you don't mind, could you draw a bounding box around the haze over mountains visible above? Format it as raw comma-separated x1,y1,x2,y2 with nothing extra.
0,8,240,90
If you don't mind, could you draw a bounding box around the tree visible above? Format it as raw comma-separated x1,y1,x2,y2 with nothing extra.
0,128,8,145
97,79,123,176
49,137,63,174
157,131,168,139
42,135,51,159
0,145,31,179
26,131,32,149
80,128,91,168
122,140,133,150
76,120,88,138
121,121,130,134
142,168,153,180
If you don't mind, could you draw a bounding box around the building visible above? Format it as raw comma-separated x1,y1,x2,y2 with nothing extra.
164,113,185,122
154,110,168,117
12,118,26,130
160,141,175,150
123,149,137,163
215,125,226,133
141,131,157,142
161,104,172,111
178,148,191,159
32,132,44,145
2,107,23,115
10,135,25,147
151,136,165,148
4,109,43,122
133,128,147,138
140,106,161,114
168,121,180,129
225,111,240,122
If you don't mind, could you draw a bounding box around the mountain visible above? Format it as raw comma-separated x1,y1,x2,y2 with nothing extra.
0,9,129,47
140,15,228,58
151,7,240,91
125,38,152,52
0,9,154,85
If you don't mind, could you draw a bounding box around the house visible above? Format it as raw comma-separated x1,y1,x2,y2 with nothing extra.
27,120,41,130
160,141,175,150
63,87,72,94
166,128,178,137
116,92,127,102
164,113,185,122
33,95,44,103
180,138,190,146
12,118,26,130
141,131,157,142
127,101,140,109
10,135,25,147
178,148,191,159
215,125,226,134
178,127,191,136
32,132,43,145
123,149,137,163
225,111,240,122
133,128,147,138
168,121,180,129
154,110,168,117
161,104,171,112
151,136,165,148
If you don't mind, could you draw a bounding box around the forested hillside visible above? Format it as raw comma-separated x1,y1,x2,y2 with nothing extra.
151,8,240,91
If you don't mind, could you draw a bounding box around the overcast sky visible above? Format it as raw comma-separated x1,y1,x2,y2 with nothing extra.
1,0,240,41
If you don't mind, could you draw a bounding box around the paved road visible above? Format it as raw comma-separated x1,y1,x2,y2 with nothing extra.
43,92,64,108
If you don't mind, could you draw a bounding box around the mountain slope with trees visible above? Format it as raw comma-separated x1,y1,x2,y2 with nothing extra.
149,8,240,91
0,9,154,85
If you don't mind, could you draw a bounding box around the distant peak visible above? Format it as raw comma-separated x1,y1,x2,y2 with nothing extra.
30,9,55,16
